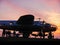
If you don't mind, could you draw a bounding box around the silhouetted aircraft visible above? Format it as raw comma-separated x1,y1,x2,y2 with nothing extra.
0,14,57,39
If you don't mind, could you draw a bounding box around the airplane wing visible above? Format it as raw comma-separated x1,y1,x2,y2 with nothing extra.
0,24,42,32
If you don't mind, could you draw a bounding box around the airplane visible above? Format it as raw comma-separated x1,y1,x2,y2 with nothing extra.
0,14,57,39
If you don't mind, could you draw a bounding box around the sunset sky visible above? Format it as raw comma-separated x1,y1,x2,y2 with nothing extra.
0,0,60,38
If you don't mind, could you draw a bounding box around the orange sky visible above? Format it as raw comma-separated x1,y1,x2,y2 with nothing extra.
0,0,60,38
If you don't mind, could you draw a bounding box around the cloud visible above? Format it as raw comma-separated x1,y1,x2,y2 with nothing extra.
0,1,29,20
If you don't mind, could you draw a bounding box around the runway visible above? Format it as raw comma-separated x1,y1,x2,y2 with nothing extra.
0,37,60,42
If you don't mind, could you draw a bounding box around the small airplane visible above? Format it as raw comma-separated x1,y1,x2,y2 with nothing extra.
0,14,57,39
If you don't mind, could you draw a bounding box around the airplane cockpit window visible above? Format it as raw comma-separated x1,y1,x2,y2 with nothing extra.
9,22,13,25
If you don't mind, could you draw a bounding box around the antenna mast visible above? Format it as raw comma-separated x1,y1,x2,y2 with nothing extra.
38,18,40,21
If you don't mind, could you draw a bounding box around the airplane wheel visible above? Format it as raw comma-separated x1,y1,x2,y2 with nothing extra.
23,32,30,38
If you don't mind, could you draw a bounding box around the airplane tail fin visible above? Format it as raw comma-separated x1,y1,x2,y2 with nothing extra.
16,14,34,25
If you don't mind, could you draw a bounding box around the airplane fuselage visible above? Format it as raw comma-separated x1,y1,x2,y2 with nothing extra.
0,20,44,31
0,20,56,32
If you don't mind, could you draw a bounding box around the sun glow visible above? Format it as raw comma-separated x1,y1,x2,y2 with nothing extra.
38,11,60,38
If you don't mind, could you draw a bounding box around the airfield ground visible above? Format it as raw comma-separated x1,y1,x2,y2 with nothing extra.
0,37,60,42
